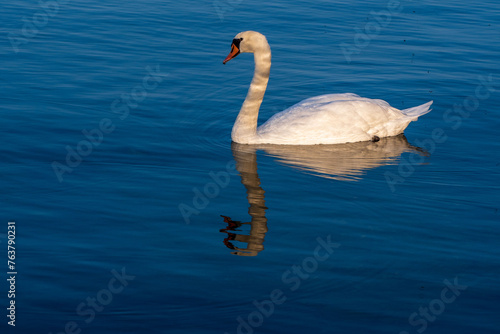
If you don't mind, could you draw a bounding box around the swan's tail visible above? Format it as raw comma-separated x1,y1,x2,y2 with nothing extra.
401,100,433,119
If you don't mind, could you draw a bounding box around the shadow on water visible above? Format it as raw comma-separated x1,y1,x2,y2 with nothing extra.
220,135,427,256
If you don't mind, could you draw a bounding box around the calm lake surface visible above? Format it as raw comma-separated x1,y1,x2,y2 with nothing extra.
1,0,499,333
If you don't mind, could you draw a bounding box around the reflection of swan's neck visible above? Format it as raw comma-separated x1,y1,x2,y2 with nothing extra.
228,143,268,256
231,48,271,143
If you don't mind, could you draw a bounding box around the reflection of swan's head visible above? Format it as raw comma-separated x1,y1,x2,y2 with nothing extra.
223,31,270,64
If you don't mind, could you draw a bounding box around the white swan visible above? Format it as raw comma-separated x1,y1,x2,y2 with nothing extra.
223,31,433,145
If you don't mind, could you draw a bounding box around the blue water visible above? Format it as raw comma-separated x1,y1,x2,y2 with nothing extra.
1,1,499,333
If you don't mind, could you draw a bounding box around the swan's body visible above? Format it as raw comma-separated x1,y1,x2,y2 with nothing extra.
223,31,432,145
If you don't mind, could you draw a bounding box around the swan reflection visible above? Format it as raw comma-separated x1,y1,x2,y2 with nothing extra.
220,135,426,256
220,143,268,256
252,134,426,181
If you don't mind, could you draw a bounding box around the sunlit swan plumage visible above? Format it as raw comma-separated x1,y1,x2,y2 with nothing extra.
223,31,433,145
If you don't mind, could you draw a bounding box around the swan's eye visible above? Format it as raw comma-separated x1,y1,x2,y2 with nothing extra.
232,38,243,49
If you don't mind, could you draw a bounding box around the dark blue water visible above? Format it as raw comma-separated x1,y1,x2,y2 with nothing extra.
1,1,499,333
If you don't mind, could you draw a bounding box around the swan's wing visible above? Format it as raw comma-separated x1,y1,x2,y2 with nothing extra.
257,94,406,145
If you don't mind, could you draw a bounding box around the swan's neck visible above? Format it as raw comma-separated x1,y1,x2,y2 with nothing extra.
231,49,271,143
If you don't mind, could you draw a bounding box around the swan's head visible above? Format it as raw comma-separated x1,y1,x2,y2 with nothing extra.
223,31,270,64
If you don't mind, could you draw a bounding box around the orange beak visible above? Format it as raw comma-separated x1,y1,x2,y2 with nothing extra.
223,43,240,64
